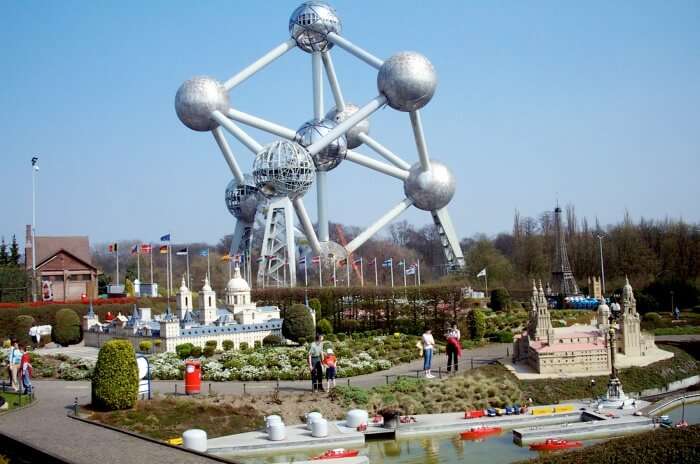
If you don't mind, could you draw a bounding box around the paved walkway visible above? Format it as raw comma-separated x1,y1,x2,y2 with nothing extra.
0,344,508,464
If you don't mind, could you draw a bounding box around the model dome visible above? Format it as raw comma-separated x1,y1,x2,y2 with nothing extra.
226,266,250,292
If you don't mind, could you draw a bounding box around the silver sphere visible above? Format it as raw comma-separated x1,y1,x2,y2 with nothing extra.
305,241,347,265
325,103,370,149
296,119,347,171
225,175,261,223
289,1,341,53
403,160,455,211
377,52,437,112
175,76,229,132
253,140,316,198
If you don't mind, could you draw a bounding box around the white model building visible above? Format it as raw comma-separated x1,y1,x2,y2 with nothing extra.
84,267,282,353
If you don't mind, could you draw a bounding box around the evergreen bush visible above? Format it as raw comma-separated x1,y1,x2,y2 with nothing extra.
54,308,82,346
467,309,486,340
203,346,215,358
91,339,138,411
222,340,234,351
176,343,194,359
490,288,511,312
317,318,333,335
14,315,35,346
191,346,202,357
262,334,284,346
254,340,262,349
282,304,314,342
138,340,152,353
205,340,217,348
239,342,249,351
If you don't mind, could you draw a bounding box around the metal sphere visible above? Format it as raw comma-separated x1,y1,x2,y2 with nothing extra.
175,76,229,131
289,1,341,53
253,140,316,198
296,119,347,171
305,241,347,264
325,103,369,149
377,52,437,112
403,160,455,211
225,175,261,223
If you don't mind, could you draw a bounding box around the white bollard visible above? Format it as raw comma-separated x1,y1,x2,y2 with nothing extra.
346,409,369,428
182,429,207,452
268,422,286,441
311,418,328,437
306,411,323,430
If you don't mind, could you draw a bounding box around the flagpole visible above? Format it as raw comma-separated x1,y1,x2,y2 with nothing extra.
304,261,308,287
319,259,323,288
115,246,119,286
136,247,140,282
347,259,350,287
333,258,337,288
374,258,378,286
390,261,394,288
207,249,210,279
168,243,173,298
403,262,407,288
485,272,488,298
149,246,153,285
417,259,421,287
360,258,364,287
186,251,190,289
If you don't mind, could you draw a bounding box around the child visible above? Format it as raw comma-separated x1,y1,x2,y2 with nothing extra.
323,348,337,390
20,346,32,395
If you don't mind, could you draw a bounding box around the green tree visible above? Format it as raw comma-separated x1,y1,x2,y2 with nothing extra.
14,315,35,346
308,298,321,316
0,237,8,266
282,304,315,342
317,318,333,335
9,235,20,266
91,339,138,411
490,288,511,312
466,309,486,341
138,340,152,353
53,308,82,346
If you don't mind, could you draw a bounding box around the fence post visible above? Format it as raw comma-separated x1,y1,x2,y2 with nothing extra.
386,375,390,385
73,396,78,416
438,367,442,379
209,383,212,395
243,383,247,395
175,384,178,395
471,358,474,369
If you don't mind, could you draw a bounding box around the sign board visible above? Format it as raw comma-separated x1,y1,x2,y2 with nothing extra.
42,280,53,301
136,355,151,399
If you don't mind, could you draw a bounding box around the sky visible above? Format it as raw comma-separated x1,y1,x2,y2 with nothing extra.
1,0,698,248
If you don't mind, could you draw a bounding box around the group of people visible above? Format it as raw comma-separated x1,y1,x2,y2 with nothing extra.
6,340,33,394
420,322,462,378
307,334,337,393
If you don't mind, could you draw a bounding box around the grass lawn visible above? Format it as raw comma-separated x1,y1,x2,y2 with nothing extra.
0,390,33,411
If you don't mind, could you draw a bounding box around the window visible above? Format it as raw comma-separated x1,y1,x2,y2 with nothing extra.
185,297,188,306
208,296,212,307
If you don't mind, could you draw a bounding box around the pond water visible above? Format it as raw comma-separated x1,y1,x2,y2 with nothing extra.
229,402,699,464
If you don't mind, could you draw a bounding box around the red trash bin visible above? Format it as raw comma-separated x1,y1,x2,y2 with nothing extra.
184,360,201,395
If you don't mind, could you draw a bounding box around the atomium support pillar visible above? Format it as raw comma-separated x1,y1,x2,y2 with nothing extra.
257,196,296,288
431,208,465,271
229,221,254,262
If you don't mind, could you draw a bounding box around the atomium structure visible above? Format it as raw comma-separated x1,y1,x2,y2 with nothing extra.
175,1,465,287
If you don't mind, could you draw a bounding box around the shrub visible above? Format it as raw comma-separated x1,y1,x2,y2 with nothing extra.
176,343,194,359
191,346,202,357
138,340,153,353
317,318,333,335
262,335,284,346
490,288,511,312
14,315,35,346
326,333,338,342
643,312,661,325
308,298,321,315
239,342,250,351
91,339,138,411
154,339,162,347
254,340,262,349
467,309,486,340
497,330,514,343
54,308,82,346
337,333,347,342
205,340,218,348
297,337,306,345
282,304,314,342
203,346,215,358
222,340,234,351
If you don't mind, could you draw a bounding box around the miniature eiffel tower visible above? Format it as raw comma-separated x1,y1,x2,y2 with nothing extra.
551,204,579,296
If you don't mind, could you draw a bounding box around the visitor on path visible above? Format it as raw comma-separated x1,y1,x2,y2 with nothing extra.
324,348,337,390
7,340,21,391
445,321,462,373
19,346,32,395
308,334,325,392
422,329,435,378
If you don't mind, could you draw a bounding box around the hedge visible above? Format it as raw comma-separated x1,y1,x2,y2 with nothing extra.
91,339,138,411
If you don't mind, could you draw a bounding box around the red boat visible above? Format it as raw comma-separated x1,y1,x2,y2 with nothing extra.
311,449,360,460
529,439,583,451
459,426,502,439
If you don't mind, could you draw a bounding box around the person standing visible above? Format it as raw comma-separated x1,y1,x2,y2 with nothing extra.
422,329,435,378
7,340,21,391
445,321,462,373
20,346,32,395
323,348,337,391
308,334,325,392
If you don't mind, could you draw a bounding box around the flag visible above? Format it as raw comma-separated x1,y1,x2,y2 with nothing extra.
256,256,264,263
266,255,277,261
382,258,393,267
160,233,171,242
199,249,209,257
398,260,406,267
298,256,307,265
477,268,487,278
353,257,363,265
108,243,118,253
131,244,139,255
337,258,347,266
220,254,231,262
370,257,377,265
406,265,417,276
233,254,242,263
141,244,152,254
176,248,188,256
312,256,321,264
159,245,168,254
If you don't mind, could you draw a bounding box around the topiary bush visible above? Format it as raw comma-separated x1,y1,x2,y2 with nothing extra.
91,339,138,411
467,309,486,340
337,333,346,341
191,346,202,357
54,308,82,346
239,342,249,351
254,340,262,349
317,318,333,335
203,346,215,358
138,340,152,353
222,340,234,351
14,315,35,347
282,304,315,342
205,340,218,348
176,343,194,359
490,288,511,312
262,334,284,346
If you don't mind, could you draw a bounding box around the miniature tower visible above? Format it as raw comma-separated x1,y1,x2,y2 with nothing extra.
176,276,192,320
83,301,99,332
200,275,218,325
527,280,539,337
620,277,642,356
159,305,180,339
551,205,579,296
589,276,602,299
534,280,554,344
226,266,252,307
597,298,611,331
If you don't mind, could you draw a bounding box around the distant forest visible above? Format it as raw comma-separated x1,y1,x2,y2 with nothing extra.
90,206,700,311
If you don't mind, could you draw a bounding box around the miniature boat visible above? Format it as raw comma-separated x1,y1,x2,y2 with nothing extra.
464,409,485,419
459,426,502,439
676,420,688,428
311,448,360,460
529,439,583,451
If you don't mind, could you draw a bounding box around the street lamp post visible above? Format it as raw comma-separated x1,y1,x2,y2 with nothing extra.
597,234,606,297
31,156,39,302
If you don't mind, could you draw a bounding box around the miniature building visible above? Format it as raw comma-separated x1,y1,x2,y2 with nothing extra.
84,266,282,353
588,276,602,300
513,278,668,375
